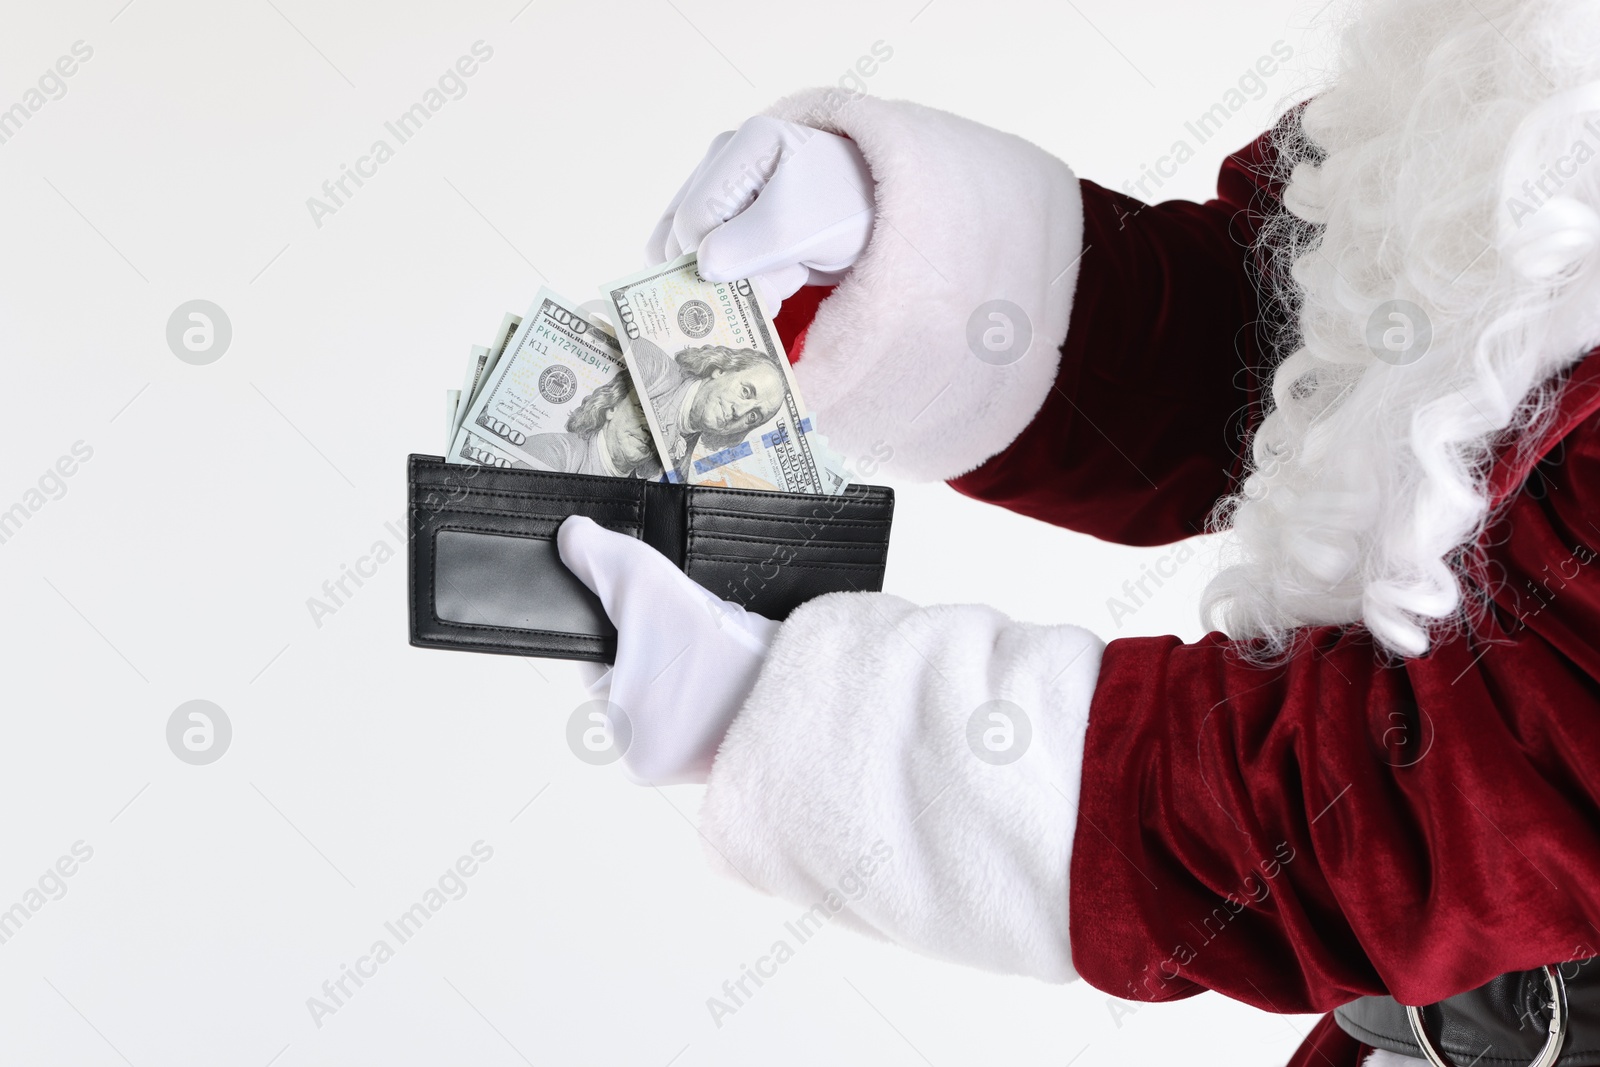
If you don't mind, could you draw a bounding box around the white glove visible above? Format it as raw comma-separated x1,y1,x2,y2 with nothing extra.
643,115,876,315
555,515,780,785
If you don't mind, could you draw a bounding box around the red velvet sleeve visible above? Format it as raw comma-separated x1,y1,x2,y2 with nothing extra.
1067,365,1600,1012
945,127,1291,546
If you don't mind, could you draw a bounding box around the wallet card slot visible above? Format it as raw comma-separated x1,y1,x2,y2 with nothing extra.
411,480,648,504
685,556,883,617
420,488,644,509
410,455,649,499
422,505,641,534
414,491,641,524
688,556,889,572
432,529,614,639
687,510,891,547
687,485,891,508
688,529,889,554
687,536,887,571
686,505,892,525
687,486,893,523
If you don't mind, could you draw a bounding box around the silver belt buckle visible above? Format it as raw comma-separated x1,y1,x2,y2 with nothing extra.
1406,965,1567,1067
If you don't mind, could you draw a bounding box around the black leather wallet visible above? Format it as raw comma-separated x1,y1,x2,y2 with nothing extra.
407,454,895,662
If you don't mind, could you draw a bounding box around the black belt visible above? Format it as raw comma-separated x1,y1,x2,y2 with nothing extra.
1334,960,1600,1067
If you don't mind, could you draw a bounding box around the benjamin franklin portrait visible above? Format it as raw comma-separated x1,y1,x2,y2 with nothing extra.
626,337,787,483
522,374,663,480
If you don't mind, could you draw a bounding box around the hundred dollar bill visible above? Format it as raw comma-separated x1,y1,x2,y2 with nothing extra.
453,314,523,443
445,389,461,453
602,252,849,494
473,313,522,407
453,426,532,469
448,287,663,480
453,346,491,441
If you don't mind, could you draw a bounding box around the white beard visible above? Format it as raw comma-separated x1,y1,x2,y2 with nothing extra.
1201,0,1600,658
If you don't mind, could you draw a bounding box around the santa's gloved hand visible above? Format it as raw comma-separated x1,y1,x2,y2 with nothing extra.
555,514,780,785
643,115,875,315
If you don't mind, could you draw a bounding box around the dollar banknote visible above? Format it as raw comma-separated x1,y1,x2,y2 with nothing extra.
602,253,849,495
452,426,532,469
474,312,522,408
453,345,491,441
448,287,663,480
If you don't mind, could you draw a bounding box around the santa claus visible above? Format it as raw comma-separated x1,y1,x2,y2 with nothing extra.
555,1,1600,1064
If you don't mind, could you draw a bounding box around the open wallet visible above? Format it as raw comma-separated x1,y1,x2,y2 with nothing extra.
407,454,896,662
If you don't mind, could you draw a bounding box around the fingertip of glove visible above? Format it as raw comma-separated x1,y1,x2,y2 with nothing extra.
643,225,671,269
695,234,737,282
558,515,651,574
557,513,594,534
556,513,596,558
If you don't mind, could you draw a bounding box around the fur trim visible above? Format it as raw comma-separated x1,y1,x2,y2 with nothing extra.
762,89,1085,482
699,591,1104,981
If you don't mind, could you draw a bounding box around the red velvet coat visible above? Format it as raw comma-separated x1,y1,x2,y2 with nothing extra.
775,125,1600,1067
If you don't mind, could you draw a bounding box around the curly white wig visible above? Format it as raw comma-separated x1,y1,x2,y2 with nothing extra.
1202,0,1600,659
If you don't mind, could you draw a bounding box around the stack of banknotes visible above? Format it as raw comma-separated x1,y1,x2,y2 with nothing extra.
443,253,852,495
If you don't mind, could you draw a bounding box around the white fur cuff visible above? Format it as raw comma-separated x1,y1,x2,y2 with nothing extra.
764,89,1086,482
699,591,1104,981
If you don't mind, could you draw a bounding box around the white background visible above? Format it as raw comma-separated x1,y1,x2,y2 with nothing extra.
0,1,1342,1063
